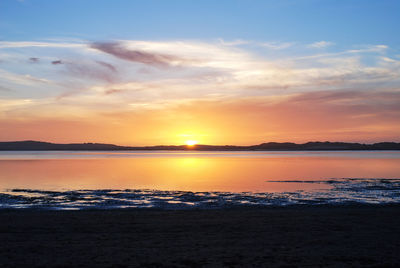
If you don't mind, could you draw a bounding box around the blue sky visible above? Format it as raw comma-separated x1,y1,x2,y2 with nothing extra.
0,0,400,144
1,0,399,48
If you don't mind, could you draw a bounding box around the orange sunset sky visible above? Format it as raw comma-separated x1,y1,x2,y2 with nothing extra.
1,1,400,146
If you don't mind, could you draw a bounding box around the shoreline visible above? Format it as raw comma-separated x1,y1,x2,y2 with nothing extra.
1,205,400,267
1,202,400,211
2,140,400,151
2,178,400,209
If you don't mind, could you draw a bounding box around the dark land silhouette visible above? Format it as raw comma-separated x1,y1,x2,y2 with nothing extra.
0,140,400,151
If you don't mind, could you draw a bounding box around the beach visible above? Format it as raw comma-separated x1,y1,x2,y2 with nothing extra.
1,205,400,267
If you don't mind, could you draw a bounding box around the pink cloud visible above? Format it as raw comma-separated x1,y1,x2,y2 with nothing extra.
90,41,184,67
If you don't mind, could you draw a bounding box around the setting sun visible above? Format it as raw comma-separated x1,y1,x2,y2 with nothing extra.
185,140,198,146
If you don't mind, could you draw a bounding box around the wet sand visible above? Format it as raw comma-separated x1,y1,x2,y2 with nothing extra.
1,206,400,267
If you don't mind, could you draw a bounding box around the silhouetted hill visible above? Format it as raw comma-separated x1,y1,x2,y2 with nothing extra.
0,140,400,151
0,141,135,151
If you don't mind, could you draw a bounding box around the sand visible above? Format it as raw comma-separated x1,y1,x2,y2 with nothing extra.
1,206,400,267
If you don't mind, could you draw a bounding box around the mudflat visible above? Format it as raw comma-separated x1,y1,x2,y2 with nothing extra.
1,206,400,267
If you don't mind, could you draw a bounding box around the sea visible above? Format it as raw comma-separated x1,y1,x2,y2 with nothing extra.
1,150,400,210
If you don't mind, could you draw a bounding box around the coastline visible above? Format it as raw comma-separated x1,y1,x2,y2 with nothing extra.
2,140,400,151
2,177,400,209
1,205,400,267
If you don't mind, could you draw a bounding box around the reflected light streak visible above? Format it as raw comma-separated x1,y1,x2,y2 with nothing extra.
1,154,400,192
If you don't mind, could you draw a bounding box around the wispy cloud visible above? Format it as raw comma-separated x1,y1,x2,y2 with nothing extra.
96,61,117,72
260,41,294,50
104,89,125,95
218,38,250,46
0,41,85,49
62,62,117,83
0,69,51,86
308,41,334,49
29,57,39,63
90,41,188,67
1,39,399,115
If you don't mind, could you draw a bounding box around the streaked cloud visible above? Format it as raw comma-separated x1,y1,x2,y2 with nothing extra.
29,57,39,63
308,41,334,48
260,41,294,50
104,89,125,95
62,61,117,83
96,61,117,72
0,69,52,86
1,40,399,96
0,41,85,49
1,38,399,144
90,41,188,67
218,38,250,46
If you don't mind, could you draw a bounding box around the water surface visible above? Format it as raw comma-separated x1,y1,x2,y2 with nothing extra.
1,151,399,209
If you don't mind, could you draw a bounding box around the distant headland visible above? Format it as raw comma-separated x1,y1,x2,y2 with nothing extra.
1,140,400,151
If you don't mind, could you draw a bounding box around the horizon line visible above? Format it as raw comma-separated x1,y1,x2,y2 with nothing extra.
1,139,400,148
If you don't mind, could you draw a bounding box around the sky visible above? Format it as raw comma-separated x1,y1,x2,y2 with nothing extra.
0,0,399,145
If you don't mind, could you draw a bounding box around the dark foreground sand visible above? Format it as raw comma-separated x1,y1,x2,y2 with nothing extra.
1,206,400,267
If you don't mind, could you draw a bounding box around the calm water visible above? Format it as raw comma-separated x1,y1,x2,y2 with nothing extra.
1,151,400,209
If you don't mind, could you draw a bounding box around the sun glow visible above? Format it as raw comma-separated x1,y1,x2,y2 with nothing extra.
185,140,198,146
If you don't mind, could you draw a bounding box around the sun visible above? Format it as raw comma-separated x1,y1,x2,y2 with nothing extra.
185,140,198,146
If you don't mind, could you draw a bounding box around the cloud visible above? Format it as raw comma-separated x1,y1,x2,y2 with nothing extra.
289,90,400,109
51,60,119,85
63,62,116,83
104,89,125,95
96,61,117,72
90,41,186,67
0,41,85,49
346,44,387,54
260,42,294,50
308,41,334,49
0,69,51,86
1,39,399,144
1,39,400,116
29,57,39,63
23,74,51,84
218,38,249,46
291,45,390,62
